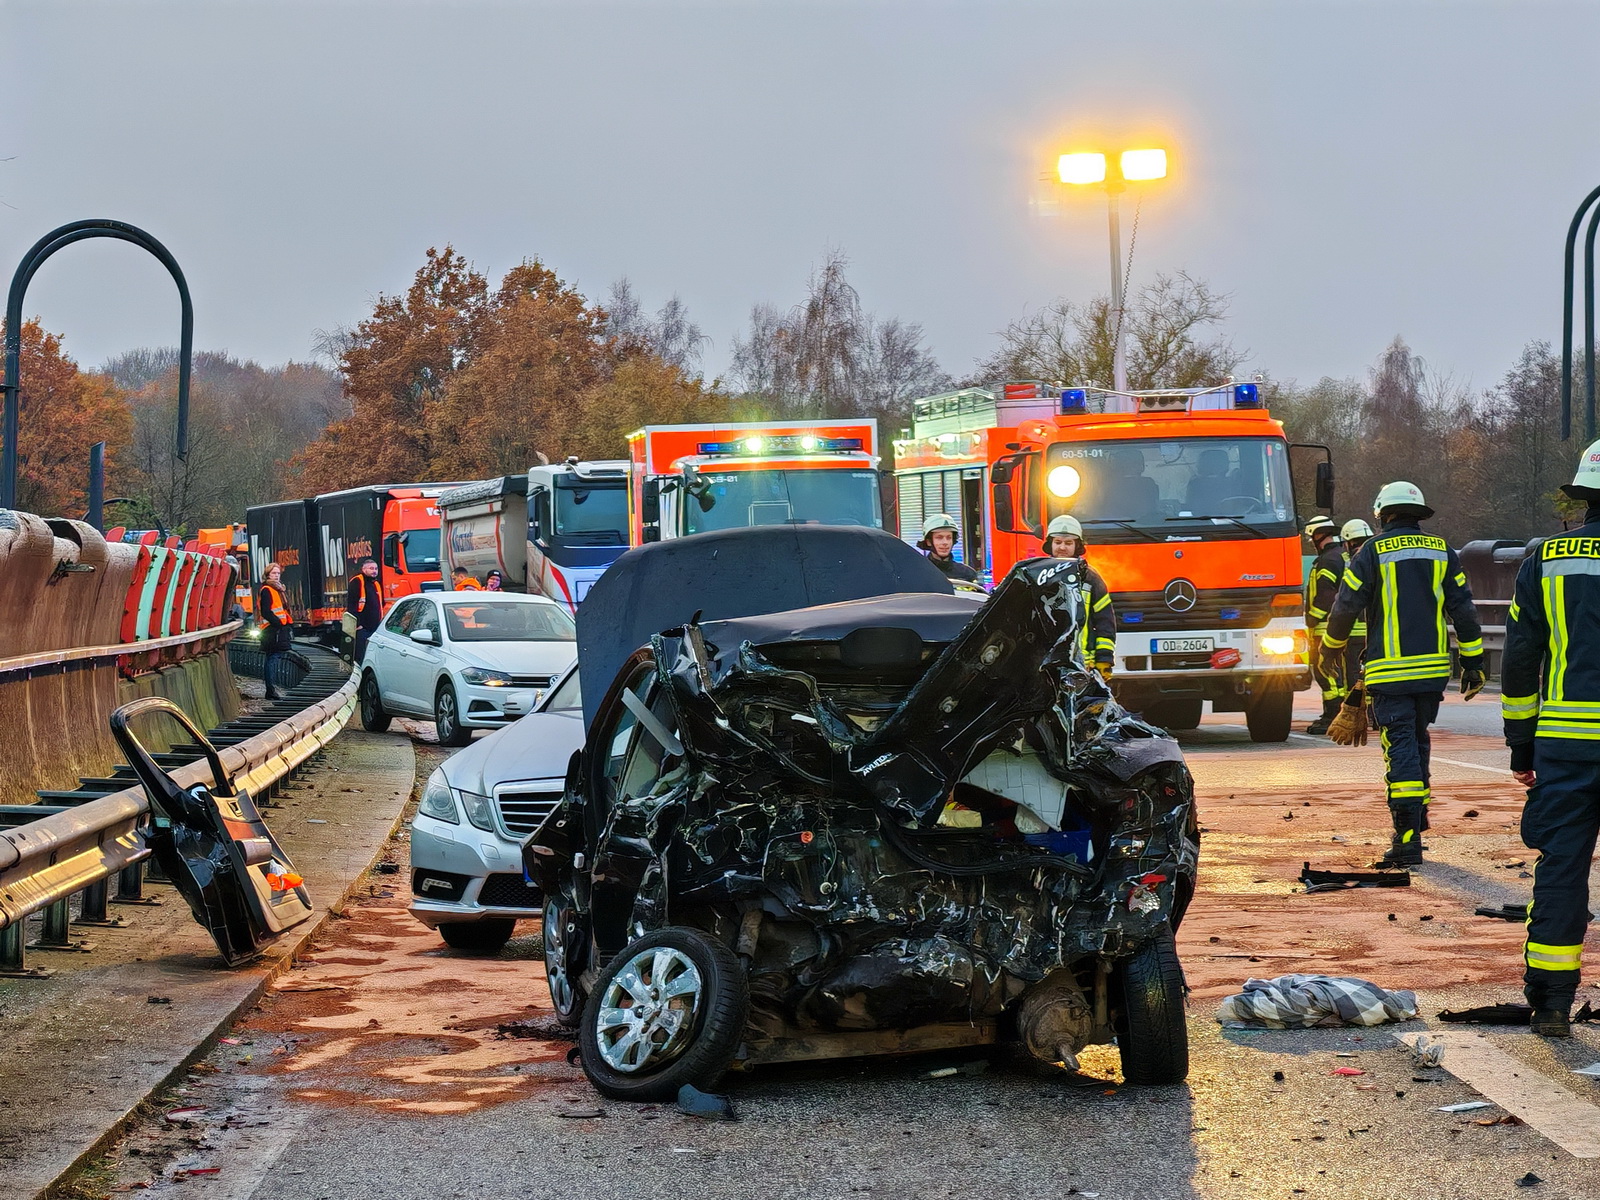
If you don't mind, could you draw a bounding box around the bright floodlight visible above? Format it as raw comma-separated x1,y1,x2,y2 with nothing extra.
1047,465,1082,498
743,436,764,454
800,435,818,451
1120,149,1168,181
1057,153,1107,185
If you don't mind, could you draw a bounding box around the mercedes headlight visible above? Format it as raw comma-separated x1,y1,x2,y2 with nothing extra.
1047,465,1082,498
460,667,514,687
457,789,495,832
418,770,459,824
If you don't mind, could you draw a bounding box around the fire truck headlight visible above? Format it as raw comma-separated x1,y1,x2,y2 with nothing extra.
743,436,764,454
800,435,818,451
1260,635,1296,656
1047,465,1082,498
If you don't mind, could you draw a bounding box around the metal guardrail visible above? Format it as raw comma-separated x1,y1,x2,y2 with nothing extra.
0,671,358,942
0,620,242,678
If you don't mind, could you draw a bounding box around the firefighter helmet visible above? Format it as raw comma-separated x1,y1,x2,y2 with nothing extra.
1340,518,1374,541
1045,515,1084,540
918,513,960,550
1304,515,1339,543
1373,481,1434,520
1562,439,1600,498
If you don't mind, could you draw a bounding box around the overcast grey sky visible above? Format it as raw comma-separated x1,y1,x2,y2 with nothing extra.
4,1,1598,391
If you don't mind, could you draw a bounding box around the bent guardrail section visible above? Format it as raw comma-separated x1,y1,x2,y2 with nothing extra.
0,672,357,938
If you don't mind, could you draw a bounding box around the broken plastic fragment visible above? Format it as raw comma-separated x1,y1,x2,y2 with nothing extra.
1437,1101,1494,1113
1572,1062,1600,1077
1331,1067,1364,1077
676,1084,736,1121
1514,1172,1542,1187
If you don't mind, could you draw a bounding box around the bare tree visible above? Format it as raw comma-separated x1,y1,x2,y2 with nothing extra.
730,249,949,426
604,278,709,371
976,272,1241,390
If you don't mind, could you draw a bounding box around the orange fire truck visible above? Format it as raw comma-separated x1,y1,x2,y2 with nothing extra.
894,382,1333,741
627,420,883,544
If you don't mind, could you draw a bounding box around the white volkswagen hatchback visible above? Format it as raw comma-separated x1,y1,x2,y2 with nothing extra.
358,591,578,745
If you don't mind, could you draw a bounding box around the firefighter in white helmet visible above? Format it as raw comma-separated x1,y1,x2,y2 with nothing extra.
1321,481,1485,867
917,513,980,585
1499,439,1600,1036
1042,515,1116,681
1303,516,1346,734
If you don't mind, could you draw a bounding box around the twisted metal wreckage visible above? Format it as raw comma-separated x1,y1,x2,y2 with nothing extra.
525,529,1200,1099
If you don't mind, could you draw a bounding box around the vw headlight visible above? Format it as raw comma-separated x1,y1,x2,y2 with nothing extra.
460,667,514,687
1260,635,1296,656
418,770,459,824
457,789,495,832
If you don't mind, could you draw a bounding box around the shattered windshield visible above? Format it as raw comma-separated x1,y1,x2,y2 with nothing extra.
1044,436,1295,543
684,469,882,534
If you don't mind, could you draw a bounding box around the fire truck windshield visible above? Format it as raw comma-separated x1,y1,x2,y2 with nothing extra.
684,469,883,535
555,481,627,546
1044,436,1295,542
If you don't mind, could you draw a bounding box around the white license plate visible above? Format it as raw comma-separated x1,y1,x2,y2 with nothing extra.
1151,637,1214,654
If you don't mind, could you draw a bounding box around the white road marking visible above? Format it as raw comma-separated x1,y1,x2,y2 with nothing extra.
1432,756,1507,775
1398,1030,1600,1158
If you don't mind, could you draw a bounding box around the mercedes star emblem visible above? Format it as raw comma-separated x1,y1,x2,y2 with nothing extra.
1164,579,1198,612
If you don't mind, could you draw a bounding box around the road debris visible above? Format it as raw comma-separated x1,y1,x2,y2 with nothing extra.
557,1107,605,1119
1299,863,1411,892
1438,1101,1495,1113
1439,1001,1600,1026
1217,974,1419,1029
1410,1035,1446,1067
1515,1172,1543,1187
1571,1062,1600,1077
1474,904,1528,922
1331,1067,1365,1077
676,1084,736,1121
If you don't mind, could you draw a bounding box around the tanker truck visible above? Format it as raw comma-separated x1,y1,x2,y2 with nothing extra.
438,458,629,613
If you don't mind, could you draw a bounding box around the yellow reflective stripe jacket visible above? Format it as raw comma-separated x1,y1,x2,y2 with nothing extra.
1324,521,1483,695
1502,522,1600,759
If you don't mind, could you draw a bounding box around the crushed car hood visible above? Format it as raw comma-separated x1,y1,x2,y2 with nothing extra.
576,525,953,728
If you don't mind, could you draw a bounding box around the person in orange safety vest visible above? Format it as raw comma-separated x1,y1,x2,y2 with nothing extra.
258,563,293,700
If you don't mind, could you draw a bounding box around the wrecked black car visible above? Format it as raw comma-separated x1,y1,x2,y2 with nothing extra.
524,526,1197,1100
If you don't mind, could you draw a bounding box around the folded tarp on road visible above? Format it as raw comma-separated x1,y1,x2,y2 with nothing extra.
1218,973,1420,1029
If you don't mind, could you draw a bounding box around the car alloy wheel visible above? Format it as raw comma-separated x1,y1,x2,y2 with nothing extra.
435,683,470,746
595,944,704,1072
543,898,586,1027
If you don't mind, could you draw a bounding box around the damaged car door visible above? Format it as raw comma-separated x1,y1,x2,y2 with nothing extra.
111,697,314,966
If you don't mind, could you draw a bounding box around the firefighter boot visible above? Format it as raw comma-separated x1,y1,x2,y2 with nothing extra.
1306,698,1341,736
1530,1007,1573,1038
1376,803,1425,867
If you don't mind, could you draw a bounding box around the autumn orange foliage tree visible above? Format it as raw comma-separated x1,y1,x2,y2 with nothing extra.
294,248,733,493
2,319,132,519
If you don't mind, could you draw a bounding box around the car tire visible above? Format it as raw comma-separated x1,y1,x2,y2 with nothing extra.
359,671,392,733
543,897,588,1028
578,927,749,1102
439,918,516,954
1145,698,1203,731
1114,925,1189,1085
435,681,472,747
1245,687,1293,743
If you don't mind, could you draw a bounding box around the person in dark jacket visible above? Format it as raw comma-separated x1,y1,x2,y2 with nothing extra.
258,562,293,701
1322,481,1485,867
1043,514,1116,681
1303,516,1345,734
917,513,981,586
346,558,383,663
1500,440,1600,1037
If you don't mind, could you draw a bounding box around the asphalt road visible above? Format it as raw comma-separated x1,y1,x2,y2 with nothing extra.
65,694,1600,1200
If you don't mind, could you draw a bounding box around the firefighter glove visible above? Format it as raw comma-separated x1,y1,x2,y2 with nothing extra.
1095,660,1113,684
1460,656,1486,701
1316,642,1345,686
1328,687,1368,746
